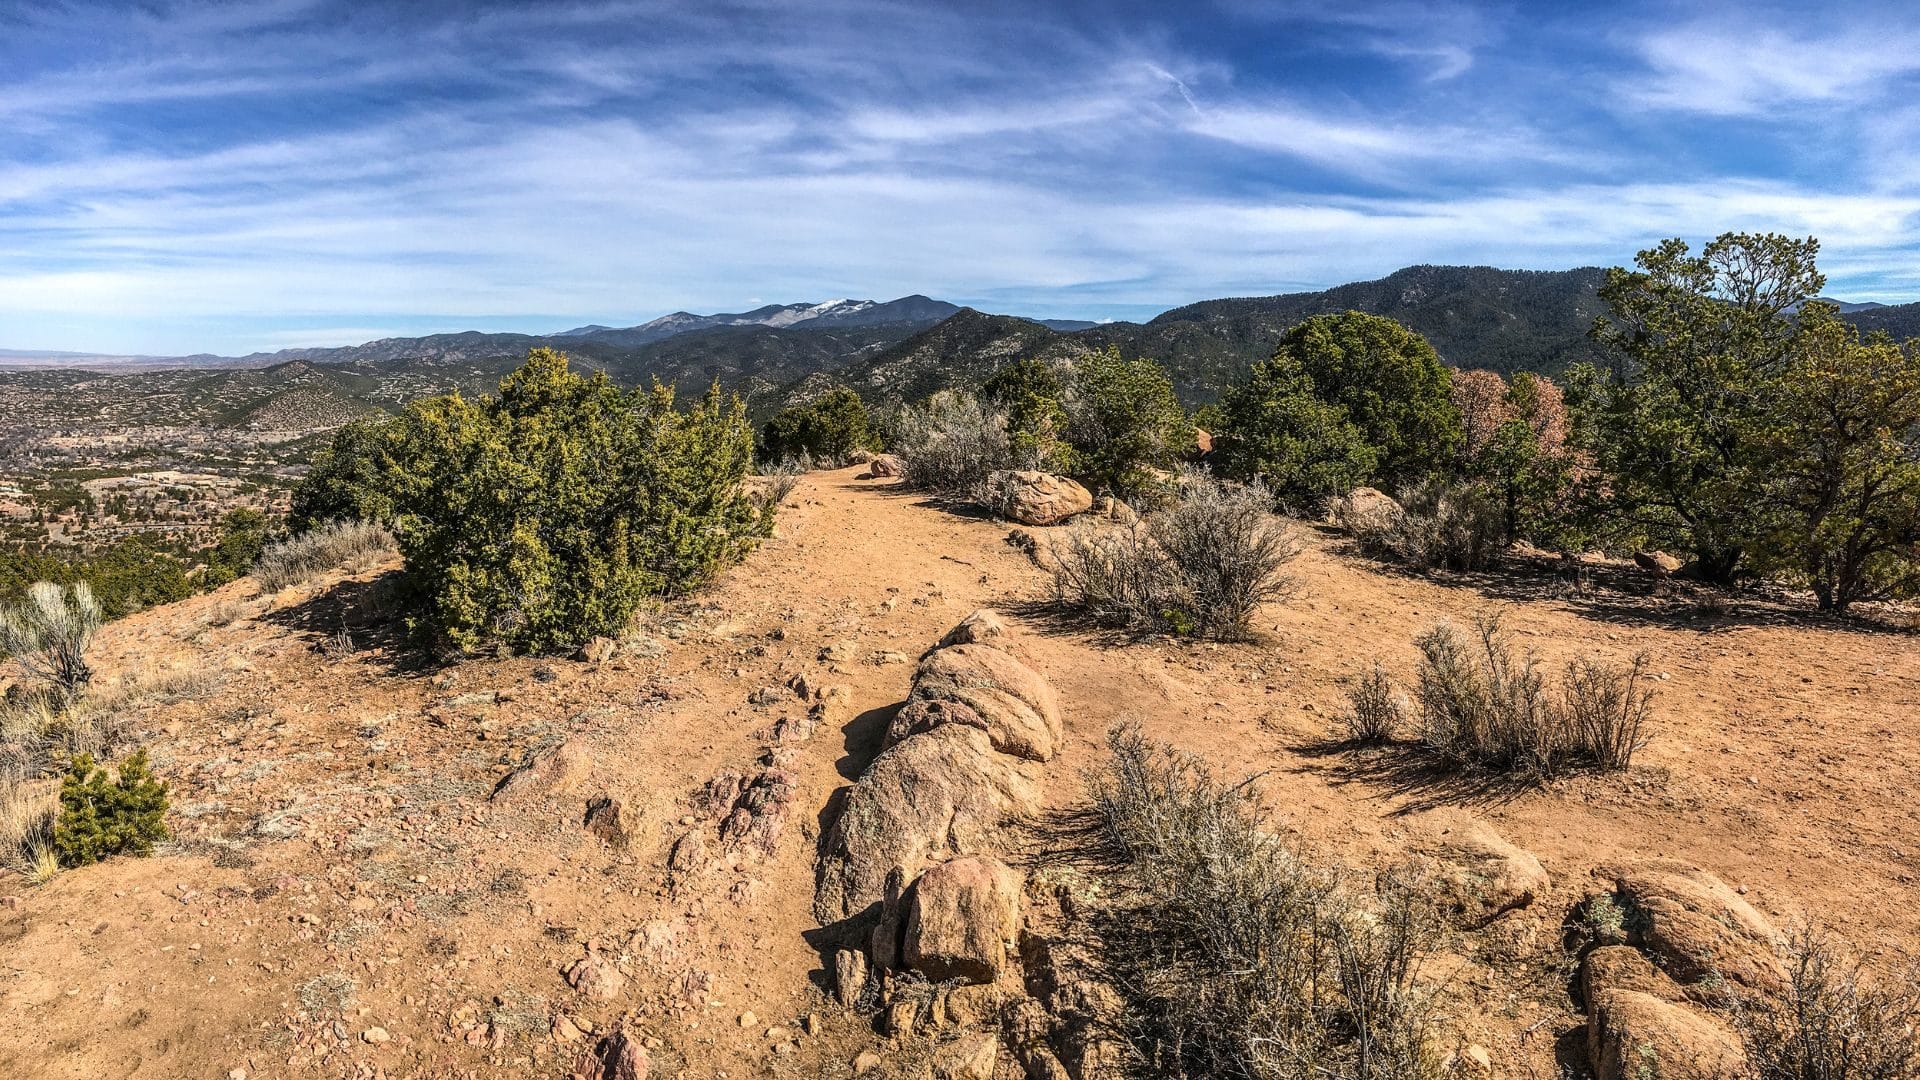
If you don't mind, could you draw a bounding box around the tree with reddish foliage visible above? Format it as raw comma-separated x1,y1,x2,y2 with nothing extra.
1453,369,1574,544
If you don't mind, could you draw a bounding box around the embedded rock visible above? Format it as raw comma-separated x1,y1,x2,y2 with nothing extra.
1587,989,1741,1080
902,855,1023,985
1406,809,1549,920
933,609,1018,653
1595,860,1784,991
907,644,1062,763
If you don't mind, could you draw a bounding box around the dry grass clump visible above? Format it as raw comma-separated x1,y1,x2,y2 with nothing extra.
1050,473,1299,641
1345,480,1503,573
1340,662,1407,744
253,520,395,593
1731,929,1920,1080
758,456,809,508
0,775,58,882
0,582,103,700
1389,614,1650,779
1087,725,1443,1080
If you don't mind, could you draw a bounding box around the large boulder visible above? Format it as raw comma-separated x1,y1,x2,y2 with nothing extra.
868,454,906,478
901,644,1062,763
1587,989,1742,1080
902,856,1023,985
987,470,1092,526
1595,860,1784,992
1332,486,1401,533
815,725,1040,921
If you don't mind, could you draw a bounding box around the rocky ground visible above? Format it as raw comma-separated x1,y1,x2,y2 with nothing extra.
2,464,1916,1078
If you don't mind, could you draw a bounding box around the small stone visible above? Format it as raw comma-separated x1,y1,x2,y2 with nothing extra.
737,1010,757,1028
361,1027,390,1044
583,796,630,849
803,1012,822,1036
576,636,618,664
852,1050,883,1075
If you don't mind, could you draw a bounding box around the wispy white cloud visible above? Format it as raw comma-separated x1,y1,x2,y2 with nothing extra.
0,0,1915,353
1623,12,1920,116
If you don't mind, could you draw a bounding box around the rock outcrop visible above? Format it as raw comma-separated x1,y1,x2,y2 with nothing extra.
814,724,1039,921
1593,860,1784,992
896,643,1063,762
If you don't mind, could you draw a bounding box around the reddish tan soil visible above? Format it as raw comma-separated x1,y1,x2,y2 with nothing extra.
2,464,1916,1078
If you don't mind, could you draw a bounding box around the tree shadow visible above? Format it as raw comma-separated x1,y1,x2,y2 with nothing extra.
259,570,444,675
1286,738,1541,815
1348,542,1917,637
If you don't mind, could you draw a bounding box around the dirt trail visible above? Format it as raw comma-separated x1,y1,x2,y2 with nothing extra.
2,464,1916,1078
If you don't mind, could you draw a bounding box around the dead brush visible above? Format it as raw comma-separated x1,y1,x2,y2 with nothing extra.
1087,725,1444,1080
758,456,808,508
1728,927,1920,1080
1341,662,1407,744
1411,614,1651,779
1049,472,1298,641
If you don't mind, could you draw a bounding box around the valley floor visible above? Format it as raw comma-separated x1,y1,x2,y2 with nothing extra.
2,465,1916,1078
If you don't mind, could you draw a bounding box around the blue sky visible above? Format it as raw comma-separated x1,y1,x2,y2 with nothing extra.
4,0,1918,355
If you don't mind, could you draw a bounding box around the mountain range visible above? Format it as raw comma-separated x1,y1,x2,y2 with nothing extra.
7,266,1917,432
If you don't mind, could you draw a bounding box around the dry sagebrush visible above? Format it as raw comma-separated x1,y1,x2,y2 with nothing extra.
1051,473,1299,640
253,520,396,593
0,581,103,700
1408,614,1651,779
1731,928,1920,1080
1088,726,1444,1080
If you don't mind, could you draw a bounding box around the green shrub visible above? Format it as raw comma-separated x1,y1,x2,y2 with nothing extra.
52,749,169,866
290,415,410,533
1215,353,1378,509
393,349,767,653
201,508,283,587
1063,346,1190,499
982,357,1072,470
759,387,871,464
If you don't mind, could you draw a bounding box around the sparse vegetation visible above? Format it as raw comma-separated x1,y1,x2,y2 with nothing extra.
892,389,1028,496
1408,614,1651,778
0,581,103,700
51,749,169,867
1049,472,1297,640
200,507,283,588
1347,479,1506,573
758,457,808,508
1341,662,1405,744
252,519,396,593
1730,928,1920,1080
1087,725,1444,1080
